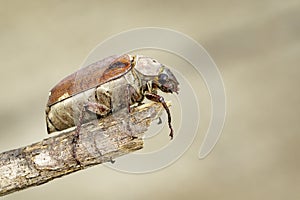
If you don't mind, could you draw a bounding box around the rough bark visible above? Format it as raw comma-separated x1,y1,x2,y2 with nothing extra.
0,102,164,196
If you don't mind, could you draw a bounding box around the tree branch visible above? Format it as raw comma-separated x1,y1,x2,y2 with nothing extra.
0,102,164,196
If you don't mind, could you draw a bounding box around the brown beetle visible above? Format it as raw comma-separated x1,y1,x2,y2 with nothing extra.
46,54,179,140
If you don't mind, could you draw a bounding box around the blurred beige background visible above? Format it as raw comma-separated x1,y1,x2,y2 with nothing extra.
1,0,299,199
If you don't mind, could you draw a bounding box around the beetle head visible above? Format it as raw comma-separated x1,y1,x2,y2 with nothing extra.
134,55,179,94
156,67,179,94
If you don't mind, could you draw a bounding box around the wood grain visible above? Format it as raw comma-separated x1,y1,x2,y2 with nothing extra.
0,102,164,196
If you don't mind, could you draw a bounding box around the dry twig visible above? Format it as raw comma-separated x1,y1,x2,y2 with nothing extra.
0,102,164,196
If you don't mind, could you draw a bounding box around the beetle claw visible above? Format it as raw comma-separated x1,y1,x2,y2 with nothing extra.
169,129,174,140
109,157,116,164
157,117,162,125
130,135,138,140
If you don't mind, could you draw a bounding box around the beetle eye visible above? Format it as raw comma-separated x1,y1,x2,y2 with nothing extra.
158,73,168,84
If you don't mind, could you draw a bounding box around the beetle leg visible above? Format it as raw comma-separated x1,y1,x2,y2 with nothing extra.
72,101,109,166
145,92,174,139
124,84,139,139
72,105,87,166
146,81,152,92
111,84,140,139
84,102,110,116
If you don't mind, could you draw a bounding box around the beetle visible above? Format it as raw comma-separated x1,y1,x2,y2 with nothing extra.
46,54,179,142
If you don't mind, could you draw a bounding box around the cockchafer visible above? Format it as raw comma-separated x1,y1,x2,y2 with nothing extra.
46,54,179,140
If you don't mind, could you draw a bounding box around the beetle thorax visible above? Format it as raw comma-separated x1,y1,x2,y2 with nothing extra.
133,55,161,93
